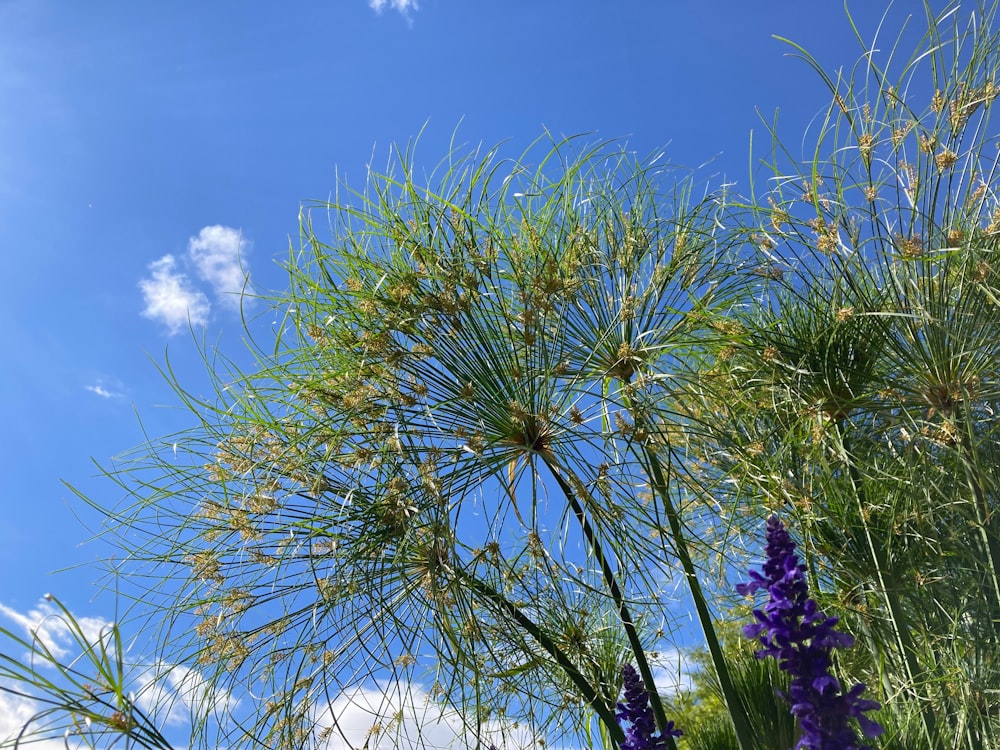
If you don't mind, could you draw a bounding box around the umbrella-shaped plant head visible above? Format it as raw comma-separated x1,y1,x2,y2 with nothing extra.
89,134,743,750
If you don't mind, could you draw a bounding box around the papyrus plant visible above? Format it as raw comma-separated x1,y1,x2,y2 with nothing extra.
90,133,752,749
683,1,1000,747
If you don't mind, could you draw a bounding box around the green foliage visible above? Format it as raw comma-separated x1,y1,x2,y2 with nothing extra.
665,627,794,750
83,133,749,749
684,2,1000,746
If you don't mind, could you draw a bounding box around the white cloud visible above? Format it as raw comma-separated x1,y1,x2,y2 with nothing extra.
139,254,211,335
138,225,250,333
0,601,125,744
134,662,238,727
0,601,213,747
369,0,419,16
650,647,695,696
188,225,249,309
85,382,122,399
314,681,538,750
0,691,65,750
0,600,113,661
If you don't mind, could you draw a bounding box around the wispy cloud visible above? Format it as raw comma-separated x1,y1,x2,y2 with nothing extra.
85,382,123,399
134,662,238,727
0,691,65,750
0,600,223,746
139,254,211,335
188,225,249,309
0,599,113,661
0,599,114,745
368,0,418,17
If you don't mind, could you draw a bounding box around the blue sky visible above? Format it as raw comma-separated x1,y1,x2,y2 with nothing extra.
0,0,938,744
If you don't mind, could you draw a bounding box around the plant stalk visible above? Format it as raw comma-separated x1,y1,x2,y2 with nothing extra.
838,435,939,748
544,458,678,750
454,567,627,746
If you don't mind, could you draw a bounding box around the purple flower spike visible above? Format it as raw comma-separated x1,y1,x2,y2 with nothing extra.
739,516,884,750
616,664,682,750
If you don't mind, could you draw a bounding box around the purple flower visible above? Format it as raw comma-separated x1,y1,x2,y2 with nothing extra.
616,664,682,750
738,515,884,750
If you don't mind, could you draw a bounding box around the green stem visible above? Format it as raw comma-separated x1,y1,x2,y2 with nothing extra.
615,380,754,750
954,404,1000,630
454,567,626,746
839,437,939,748
640,443,756,750
543,458,677,750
